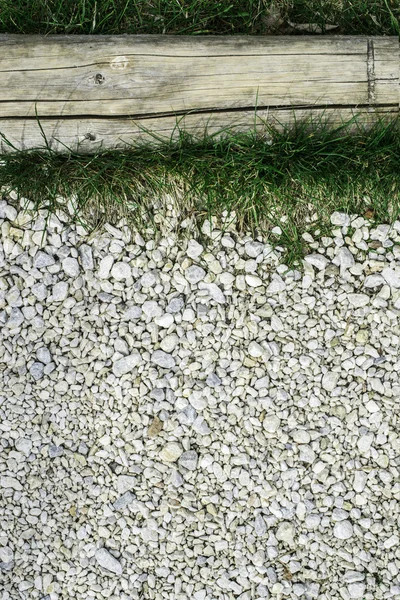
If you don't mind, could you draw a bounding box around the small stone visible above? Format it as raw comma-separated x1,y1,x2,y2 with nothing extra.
322,371,339,392
15,438,32,457
355,329,369,344
347,293,369,307
140,271,157,287
0,476,22,491
95,548,122,575
353,471,367,493
48,445,64,458
5,205,17,220
37,347,51,364
245,241,264,258
33,251,55,269
219,272,235,286
333,247,355,271
113,492,135,511
147,417,163,438
299,445,315,463
333,520,353,540
117,476,137,494
263,415,281,433
365,400,380,413
62,257,80,278
52,281,69,302
364,274,385,288
357,434,373,454
200,283,226,304
384,534,399,549
291,430,311,444
166,297,185,313
142,301,162,318
7,308,24,328
331,211,350,226
381,267,400,288
78,244,94,270
187,239,204,259
159,443,183,462
31,283,47,301
347,583,365,598
245,274,263,287
154,313,174,328
254,514,267,536
160,334,179,353
249,341,266,358
185,265,206,284
276,522,295,546
0,546,14,570
304,254,329,270
111,262,131,281
206,373,221,387
151,350,175,369
98,256,114,279
112,353,141,376
267,276,286,293
169,470,184,488
178,451,198,471
30,362,44,380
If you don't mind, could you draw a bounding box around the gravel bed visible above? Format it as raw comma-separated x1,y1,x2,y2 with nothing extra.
1,194,400,600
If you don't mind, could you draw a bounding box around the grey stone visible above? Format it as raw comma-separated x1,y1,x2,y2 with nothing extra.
48,445,64,458
113,492,135,511
31,283,48,301
7,308,24,328
52,281,69,302
245,241,264,258
62,257,80,278
304,254,329,270
33,251,55,269
30,362,44,380
78,244,94,270
37,347,52,364
333,520,353,540
111,262,131,281
151,350,175,369
112,353,141,376
206,373,222,387
166,297,185,313
178,450,198,471
95,548,122,575
185,265,206,284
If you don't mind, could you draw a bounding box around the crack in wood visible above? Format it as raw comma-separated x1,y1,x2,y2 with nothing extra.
367,38,376,111
0,103,398,122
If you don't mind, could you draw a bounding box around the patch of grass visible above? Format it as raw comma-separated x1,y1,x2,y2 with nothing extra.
0,0,398,36
1,112,400,265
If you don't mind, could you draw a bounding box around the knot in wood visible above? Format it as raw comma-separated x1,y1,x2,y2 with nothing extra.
94,73,105,85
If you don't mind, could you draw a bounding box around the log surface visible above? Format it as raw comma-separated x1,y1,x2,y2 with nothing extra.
0,34,398,153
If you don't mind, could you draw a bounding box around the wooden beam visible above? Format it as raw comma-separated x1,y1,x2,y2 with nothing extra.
0,34,399,153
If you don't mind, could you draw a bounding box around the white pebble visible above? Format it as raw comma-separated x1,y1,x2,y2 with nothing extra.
95,548,122,575
333,520,353,540
111,262,131,281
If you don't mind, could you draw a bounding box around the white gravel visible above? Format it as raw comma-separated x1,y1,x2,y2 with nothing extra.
1,192,400,600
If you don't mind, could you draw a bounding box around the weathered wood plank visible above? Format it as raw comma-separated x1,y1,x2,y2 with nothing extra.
0,107,397,154
0,34,398,153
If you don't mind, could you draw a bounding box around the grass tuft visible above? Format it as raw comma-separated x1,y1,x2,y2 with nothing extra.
1,112,400,265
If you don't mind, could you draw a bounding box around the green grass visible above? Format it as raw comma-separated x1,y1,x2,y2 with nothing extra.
1,112,400,266
1,0,399,263
0,0,399,36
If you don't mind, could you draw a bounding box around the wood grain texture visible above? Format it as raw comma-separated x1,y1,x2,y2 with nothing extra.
0,34,398,153
1,108,397,155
